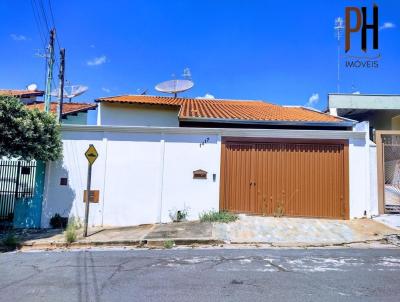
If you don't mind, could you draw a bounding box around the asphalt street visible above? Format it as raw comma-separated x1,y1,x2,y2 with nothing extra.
1,248,400,302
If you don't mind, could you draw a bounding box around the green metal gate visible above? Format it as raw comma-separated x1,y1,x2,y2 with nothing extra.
0,161,37,222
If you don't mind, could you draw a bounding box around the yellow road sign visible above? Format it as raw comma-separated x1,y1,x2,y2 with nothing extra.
85,144,98,165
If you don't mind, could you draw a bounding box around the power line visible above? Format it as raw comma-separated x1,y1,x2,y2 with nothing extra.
47,0,61,50
30,0,47,49
37,0,50,31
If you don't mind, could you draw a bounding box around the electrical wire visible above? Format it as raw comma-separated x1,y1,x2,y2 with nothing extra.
30,0,47,49
47,0,61,50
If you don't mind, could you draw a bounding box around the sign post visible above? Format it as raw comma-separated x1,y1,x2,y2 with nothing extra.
84,144,98,237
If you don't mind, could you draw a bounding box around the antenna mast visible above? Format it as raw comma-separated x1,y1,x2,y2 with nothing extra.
44,29,55,113
334,17,344,93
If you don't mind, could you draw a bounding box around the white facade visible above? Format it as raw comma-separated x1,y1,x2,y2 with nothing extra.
97,102,179,127
41,125,374,227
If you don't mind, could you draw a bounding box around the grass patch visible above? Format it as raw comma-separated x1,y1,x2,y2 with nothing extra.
163,240,174,249
199,210,238,223
2,233,19,249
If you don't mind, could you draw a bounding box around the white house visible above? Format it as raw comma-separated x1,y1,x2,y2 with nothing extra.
41,95,377,227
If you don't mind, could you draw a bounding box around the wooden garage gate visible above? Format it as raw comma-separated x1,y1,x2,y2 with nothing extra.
220,138,349,219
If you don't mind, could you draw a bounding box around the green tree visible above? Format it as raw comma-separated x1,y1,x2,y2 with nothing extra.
0,96,62,161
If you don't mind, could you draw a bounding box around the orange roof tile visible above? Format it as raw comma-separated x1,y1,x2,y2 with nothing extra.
96,95,345,124
0,89,44,97
26,102,97,116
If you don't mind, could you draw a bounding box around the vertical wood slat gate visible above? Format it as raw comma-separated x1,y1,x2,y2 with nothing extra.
220,138,349,219
0,161,37,222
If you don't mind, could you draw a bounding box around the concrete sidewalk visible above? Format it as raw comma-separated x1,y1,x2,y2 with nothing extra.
6,215,400,250
373,214,400,230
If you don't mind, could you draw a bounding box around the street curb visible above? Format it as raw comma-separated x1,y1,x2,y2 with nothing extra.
8,235,400,251
16,238,224,251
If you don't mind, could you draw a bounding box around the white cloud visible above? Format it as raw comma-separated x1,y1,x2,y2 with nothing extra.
196,93,215,99
379,22,395,31
306,93,319,107
10,34,27,41
101,87,111,93
87,55,107,66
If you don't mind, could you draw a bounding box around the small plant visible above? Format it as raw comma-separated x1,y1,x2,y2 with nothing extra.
2,233,19,249
274,201,284,217
64,217,79,244
169,206,189,222
199,210,238,223
49,213,68,229
164,240,174,249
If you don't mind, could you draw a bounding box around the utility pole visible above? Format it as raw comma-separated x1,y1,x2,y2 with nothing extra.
44,29,55,113
57,48,65,123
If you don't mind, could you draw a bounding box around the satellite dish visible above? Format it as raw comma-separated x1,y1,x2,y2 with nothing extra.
51,85,88,101
155,79,194,97
27,83,38,91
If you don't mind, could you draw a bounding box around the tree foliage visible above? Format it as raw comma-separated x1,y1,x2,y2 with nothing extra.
0,96,62,161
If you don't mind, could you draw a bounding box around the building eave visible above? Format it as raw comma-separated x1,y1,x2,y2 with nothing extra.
178,116,354,128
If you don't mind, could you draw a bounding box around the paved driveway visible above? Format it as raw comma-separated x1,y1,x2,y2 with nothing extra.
214,215,399,246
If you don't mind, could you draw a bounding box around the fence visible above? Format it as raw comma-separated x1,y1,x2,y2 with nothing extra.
377,131,400,214
0,160,37,221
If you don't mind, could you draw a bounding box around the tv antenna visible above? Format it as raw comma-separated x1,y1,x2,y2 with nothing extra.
155,68,194,97
334,17,344,93
51,84,88,102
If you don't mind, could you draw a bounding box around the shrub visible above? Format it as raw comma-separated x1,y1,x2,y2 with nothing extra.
49,213,68,229
2,233,19,248
199,210,238,223
164,240,174,249
0,95,62,161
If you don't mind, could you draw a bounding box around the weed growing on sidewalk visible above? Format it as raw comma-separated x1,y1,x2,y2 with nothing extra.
164,240,175,249
169,206,189,222
64,217,79,244
199,210,238,223
2,233,19,249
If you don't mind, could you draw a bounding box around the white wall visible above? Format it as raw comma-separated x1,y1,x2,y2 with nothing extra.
98,102,179,127
41,126,374,227
41,127,220,227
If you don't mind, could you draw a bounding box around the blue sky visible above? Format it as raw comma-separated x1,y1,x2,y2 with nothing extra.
0,0,399,115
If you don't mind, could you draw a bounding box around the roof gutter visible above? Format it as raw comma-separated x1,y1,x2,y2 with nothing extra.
178,117,355,128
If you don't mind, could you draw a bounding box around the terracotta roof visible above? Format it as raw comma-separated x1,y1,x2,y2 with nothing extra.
26,102,97,117
0,89,44,97
96,95,345,124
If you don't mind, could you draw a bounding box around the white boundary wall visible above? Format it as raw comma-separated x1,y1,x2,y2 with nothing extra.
41,125,373,227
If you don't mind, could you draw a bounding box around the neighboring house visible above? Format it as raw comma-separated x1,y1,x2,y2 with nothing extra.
26,102,97,125
0,94,96,228
328,93,400,215
328,93,400,140
40,94,376,228
0,88,96,124
0,89,44,104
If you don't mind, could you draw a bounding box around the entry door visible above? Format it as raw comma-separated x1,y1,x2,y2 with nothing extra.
220,143,257,214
